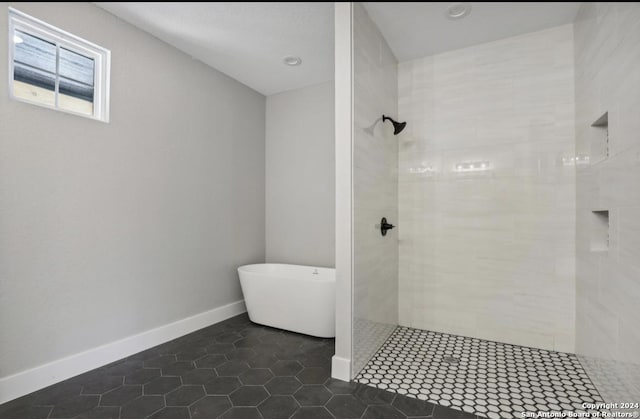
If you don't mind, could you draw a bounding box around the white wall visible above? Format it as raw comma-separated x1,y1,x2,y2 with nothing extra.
574,2,640,405
332,2,353,382
0,0,264,391
266,82,335,268
398,25,576,352
352,3,399,376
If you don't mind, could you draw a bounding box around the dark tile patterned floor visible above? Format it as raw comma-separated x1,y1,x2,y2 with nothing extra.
0,314,477,419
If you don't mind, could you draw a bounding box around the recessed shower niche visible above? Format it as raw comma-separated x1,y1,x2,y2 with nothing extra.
590,210,609,252
590,112,609,163
589,113,610,253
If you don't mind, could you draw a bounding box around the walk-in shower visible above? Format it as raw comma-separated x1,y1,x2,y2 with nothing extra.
349,2,640,418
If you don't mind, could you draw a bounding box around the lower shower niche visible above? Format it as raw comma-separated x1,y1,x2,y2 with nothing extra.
590,210,610,252
355,327,604,419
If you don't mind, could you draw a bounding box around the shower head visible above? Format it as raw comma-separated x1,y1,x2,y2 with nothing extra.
382,115,407,135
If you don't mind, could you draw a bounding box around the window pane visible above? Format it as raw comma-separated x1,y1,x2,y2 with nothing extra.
59,48,95,116
59,47,94,86
59,76,94,102
13,30,56,106
12,78,55,106
58,76,94,116
13,30,56,74
13,62,55,91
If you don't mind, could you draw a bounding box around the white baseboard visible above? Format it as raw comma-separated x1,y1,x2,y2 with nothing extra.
0,300,246,405
331,355,351,382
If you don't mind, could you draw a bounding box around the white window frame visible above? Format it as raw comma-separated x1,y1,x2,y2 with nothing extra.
8,7,111,122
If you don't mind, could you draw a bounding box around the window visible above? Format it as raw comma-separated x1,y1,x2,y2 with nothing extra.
8,8,110,122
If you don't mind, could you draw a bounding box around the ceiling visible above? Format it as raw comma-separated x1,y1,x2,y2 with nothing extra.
363,2,581,61
96,2,581,96
96,2,334,96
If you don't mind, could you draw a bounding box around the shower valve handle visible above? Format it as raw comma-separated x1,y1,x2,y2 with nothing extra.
381,217,395,236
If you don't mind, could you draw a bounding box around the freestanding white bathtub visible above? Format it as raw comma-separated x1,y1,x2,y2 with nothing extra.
237,264,336,338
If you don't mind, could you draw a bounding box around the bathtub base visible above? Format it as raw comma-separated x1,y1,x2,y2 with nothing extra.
238,264,336,338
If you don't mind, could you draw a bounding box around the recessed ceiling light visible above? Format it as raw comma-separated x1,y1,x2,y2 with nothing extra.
446,2,472,20
283,56,302,66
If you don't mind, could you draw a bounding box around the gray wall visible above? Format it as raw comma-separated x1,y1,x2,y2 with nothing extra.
574,2,640,405
265,82,335,268
0,2,265,378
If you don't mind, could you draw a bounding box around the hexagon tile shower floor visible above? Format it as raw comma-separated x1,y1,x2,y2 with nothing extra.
355,327,604,419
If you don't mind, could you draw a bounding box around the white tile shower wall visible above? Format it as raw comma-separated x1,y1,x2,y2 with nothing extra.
352,3,399,377
397,25,576,352
574,2,640,405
